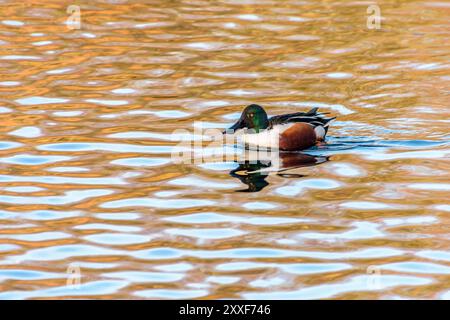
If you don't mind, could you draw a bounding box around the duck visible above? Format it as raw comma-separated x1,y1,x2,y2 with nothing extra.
223,104,335,151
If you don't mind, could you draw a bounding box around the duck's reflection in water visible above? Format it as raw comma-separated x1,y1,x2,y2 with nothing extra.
230,152,328,192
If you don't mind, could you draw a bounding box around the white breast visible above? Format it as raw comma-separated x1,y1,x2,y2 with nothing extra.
236,123,296,149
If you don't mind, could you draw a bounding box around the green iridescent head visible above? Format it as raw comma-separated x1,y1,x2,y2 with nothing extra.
225,104,269,133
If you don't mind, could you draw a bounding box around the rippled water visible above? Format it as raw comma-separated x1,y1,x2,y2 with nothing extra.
0,0,449,299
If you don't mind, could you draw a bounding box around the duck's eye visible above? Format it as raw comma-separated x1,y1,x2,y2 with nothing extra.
249,113,254,118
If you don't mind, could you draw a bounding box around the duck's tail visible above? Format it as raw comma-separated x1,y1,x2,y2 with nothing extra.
304,108,336,140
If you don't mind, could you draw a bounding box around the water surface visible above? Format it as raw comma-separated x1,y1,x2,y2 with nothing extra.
0,0,449,299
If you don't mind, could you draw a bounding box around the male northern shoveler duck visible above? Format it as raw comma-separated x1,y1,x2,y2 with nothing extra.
223,104,335,151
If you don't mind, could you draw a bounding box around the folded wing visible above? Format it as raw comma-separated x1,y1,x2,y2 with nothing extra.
268,107,336,135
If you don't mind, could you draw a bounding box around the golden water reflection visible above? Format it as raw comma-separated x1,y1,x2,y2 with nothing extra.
0,0,449,299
